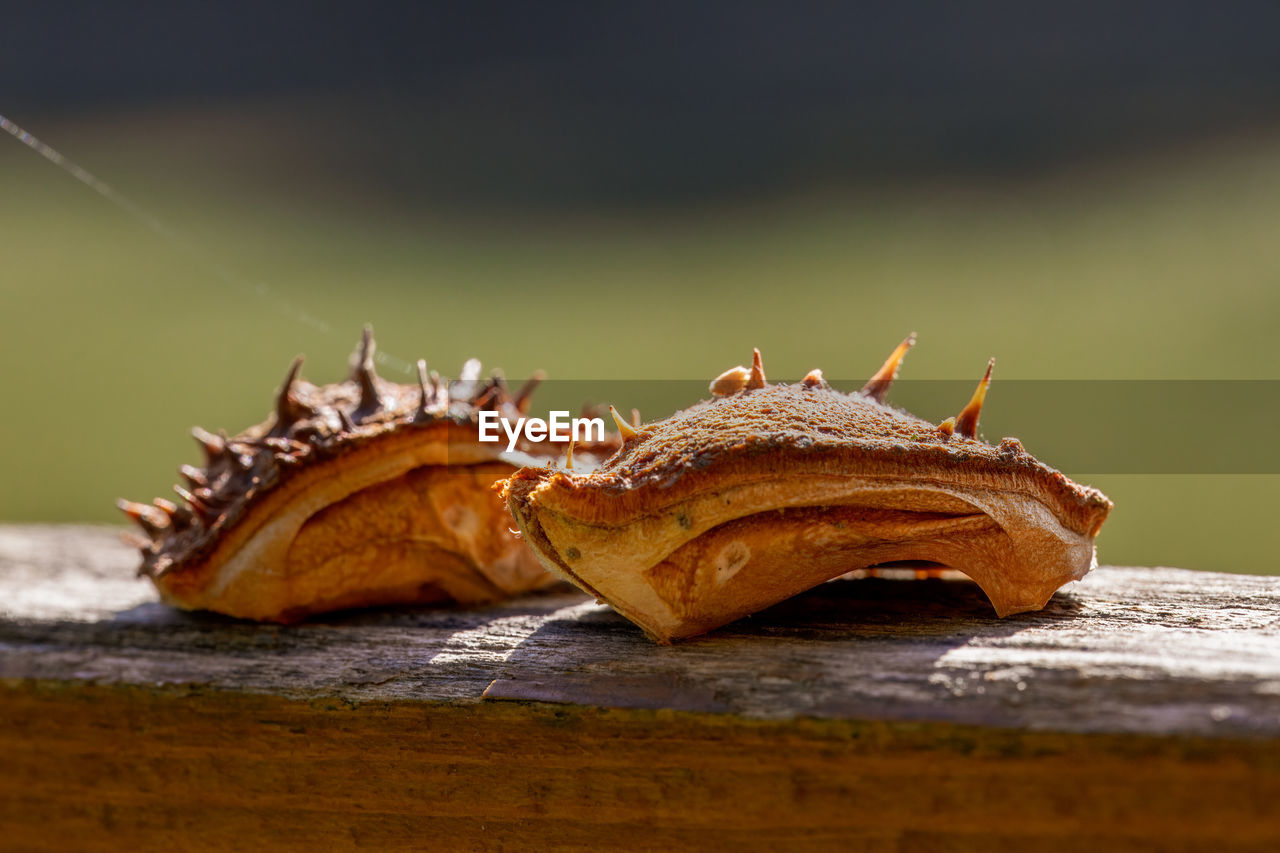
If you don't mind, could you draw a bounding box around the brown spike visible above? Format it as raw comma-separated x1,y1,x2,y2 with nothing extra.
473,376,506,411
120,530,152,550
802,368,827,389
609,405,639,442
565,435,576,470
273,354,311,432
178,464,208,489
861,333,916,403
473,384,497,410
232,448,255,471
710,365,750,397
450,358,483,403
172,484,201,509
458,358,482,383
483,372,512,409
191,426,226,465
746,348,767,390
262,436,306,456
226,438,254,456
116,499,170,538
173,485,217,525
513,370,546,415
415,359,433,416
954,358,995,439
154,497,194,529
350,325,382,418
429,369,448,410
630,408,642,429
193,486,222,506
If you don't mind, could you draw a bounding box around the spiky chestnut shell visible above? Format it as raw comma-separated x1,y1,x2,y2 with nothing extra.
119,327,617,622
500,341,1112,643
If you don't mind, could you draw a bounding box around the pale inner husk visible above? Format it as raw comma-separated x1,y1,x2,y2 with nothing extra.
164,441,546,621
517,475,1095,642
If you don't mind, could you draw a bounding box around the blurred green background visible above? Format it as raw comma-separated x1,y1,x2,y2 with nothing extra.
2,4,1279,573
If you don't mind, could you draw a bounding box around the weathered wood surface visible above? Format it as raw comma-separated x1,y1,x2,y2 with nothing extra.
3,524,1280,851
4,525,1278,737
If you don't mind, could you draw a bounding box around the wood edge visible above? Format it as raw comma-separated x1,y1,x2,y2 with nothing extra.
8,678,1280,757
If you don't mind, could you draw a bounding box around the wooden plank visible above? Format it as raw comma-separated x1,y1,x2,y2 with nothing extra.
3,525,1277,738
5,685,1280,852
2,524,1280,850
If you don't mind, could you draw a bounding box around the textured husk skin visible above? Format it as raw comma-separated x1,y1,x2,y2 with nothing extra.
122,340,617,623
502,383,1112,643
153,423,549,622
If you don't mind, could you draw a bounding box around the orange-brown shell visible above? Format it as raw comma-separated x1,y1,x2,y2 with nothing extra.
119,328,616,622
501,350,1111,642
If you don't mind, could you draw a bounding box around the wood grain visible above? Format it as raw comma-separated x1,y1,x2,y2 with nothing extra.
2,524,1279,851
